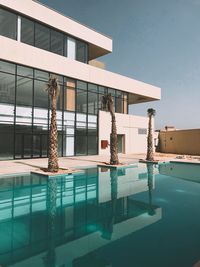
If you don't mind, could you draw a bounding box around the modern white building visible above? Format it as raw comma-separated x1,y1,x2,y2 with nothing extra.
0,0,161,160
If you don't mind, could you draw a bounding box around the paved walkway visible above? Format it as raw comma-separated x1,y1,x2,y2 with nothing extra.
0,153,200,176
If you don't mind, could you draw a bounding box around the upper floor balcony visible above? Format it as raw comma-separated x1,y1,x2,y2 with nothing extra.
0,0,112,62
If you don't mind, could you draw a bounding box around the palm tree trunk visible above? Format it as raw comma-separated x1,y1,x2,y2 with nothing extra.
110,110,119,165
146,115,154,161
48,95,59,172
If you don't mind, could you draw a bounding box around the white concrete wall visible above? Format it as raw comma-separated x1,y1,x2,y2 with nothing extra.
99,111,154,155
0,36,161,100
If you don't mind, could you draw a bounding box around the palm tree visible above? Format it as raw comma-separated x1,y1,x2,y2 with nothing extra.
146,108,156,161
102,94,119,165
46,75,60,172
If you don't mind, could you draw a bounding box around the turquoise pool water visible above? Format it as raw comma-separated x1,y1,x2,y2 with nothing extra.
0,162,200,267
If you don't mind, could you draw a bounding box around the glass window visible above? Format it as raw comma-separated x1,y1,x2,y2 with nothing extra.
115,97,123,113
57,85,63,110
0,60,15,74
108,88,115,97
138,128,147,135
88,135,97,155
0,72,15,104
76,135,87,156
34,69,49,81
88,83,98,92
0,125,14,160
76,40,88,63
88,92,98,114
50,29,64,56
34,80,48,108
0,8,17,40
17,65,33,78
16,77,33,106
99,86,107,95
76,89,87,113
67,37,76,60
77,81,87,90
64,79,75,111
35,23,50,51
21,17,34,46
64,36,68,57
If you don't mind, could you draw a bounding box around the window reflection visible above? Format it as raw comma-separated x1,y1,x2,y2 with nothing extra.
16,77,33,106
0,8,17,40
21,17,34,46
35,23,50,51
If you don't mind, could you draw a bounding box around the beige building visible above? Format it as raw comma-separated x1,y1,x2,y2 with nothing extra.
158,128,200,155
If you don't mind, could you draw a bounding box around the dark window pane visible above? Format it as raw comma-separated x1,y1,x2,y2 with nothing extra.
99,86,107,95
24,134,32,158
17,65,33,78
64,36,68,57
88,83,98,92
34,80,48,108
77,89,87,113
33,134,40,158
108,88,115,97
0,8,17,40
0,72,15,104
76,128,87,136
34,69,49,81
35,23,50,51
0,60,15,74
88,92,98,114
77,81,87,90
88,135,97,155
50,29,64,55
58,133,63,157
0,125,14,160
115,97,123,113
98,94,106,110
16,77,33,106
57,85,63,110
21,17,34,46
76,135,87,155
76,40,88,63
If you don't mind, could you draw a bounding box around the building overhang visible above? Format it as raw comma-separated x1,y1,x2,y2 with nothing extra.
0,0,112,60
0,36,161,102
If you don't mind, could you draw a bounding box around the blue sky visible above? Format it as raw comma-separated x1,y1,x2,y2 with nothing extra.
40,0,200,129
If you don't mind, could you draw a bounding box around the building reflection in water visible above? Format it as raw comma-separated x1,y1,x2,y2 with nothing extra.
0,164,162,267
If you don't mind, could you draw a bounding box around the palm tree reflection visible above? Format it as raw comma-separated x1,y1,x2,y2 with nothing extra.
101,168,118,240
43,177,57,267
147,163,156,216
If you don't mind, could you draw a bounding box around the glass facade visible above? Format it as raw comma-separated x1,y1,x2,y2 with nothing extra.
0,59,128,160
0,7,88,63
0,8,17,40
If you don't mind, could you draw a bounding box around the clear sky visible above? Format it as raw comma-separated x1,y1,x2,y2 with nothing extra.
39,0,200,129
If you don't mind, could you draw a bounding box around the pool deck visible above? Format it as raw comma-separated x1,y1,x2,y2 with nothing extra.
0,153,200,176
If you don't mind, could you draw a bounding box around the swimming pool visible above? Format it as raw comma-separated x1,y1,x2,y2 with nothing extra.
0,162,200,267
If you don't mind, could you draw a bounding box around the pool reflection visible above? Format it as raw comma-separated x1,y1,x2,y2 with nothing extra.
0,164,161,267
